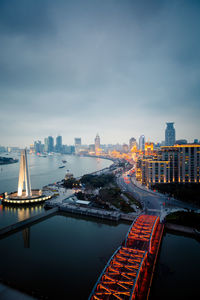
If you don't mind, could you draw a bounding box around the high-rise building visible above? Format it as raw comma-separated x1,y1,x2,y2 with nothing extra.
56,135,62,153
136,144,200,186
74,138,81,146
129,137,137,151
165,122,175,146
74,138,81,154
34,140,42,153
95,134,100,153
48,136,54,152
122,144,129,153
44,138,48,152
139,135,145,151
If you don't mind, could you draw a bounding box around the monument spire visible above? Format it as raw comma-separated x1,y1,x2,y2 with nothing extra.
18,149,32,197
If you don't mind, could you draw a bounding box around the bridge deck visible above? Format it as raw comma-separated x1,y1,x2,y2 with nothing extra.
89,214,164,300
89,247,147,300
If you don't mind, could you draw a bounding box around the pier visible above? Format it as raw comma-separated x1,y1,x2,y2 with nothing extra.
0,207,58,239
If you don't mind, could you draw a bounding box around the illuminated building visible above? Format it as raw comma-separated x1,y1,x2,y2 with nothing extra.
165,122,175,146
137,144,200,186
139,135,145,151
129,137,137,151
161,144,200,183
95,134,100,154
29,144,35,154
145,142,154,155
146,160,170,186
89,144,95,153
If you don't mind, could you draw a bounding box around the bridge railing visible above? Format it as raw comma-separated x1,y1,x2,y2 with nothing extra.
124,215,159,250
148,216,160,254
88,246,147,300
89,214,164,300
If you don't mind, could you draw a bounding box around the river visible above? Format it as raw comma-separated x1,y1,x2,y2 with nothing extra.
0,153,112,228
0,154,199,299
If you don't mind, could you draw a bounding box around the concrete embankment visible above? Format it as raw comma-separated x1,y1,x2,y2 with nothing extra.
0,207,58,239
165,222,200,237
45,202,136,222
59,204,121,221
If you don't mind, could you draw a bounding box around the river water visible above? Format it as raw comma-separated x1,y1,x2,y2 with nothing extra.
0,153,112,228
0,154,199,299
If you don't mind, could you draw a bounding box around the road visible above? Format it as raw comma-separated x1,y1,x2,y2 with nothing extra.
117,176,161,215
117,174,198,216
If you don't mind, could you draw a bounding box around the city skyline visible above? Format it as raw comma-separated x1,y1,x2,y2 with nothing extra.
1,0,200,146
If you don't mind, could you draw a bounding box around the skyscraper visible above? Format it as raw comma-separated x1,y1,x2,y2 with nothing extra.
56,135,62,153
139,135,145,151
34,140,42,153
129,137,137,151
44,138,48,152
48,136,54,152
95,134,100,153
74,138,81,154
165,123,175,146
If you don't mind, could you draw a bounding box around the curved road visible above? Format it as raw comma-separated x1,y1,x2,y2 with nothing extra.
117,174,198,216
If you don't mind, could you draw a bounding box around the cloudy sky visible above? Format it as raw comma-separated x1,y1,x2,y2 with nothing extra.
0,0,200,147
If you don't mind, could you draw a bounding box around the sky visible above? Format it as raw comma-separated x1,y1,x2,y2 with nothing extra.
0,0,200,147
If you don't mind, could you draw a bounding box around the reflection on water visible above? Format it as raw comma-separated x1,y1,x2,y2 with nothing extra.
22,228,30,248
0,214,129,299
0,155,112,229
17,205,43,222
1,205,43,248
0,204,44,229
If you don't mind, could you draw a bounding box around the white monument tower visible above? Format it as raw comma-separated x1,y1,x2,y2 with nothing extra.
17,149,32,197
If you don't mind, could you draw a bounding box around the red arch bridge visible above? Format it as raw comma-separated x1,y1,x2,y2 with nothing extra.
89,214,164,300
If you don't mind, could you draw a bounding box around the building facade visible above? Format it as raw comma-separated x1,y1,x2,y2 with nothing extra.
74,138,82,154
129,137,137,151
95,134,100,154
165,122,175,146
136,144,200,186
56,135,62,153
139,135,145,151
47,136,54,152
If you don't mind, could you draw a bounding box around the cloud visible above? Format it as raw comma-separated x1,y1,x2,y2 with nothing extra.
0,0,200,146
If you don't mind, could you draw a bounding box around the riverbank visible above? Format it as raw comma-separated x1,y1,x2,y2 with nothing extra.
165,223,200,238
0,154,113,229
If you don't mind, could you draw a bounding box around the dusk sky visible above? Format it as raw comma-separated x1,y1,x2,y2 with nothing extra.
0,0,200,147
